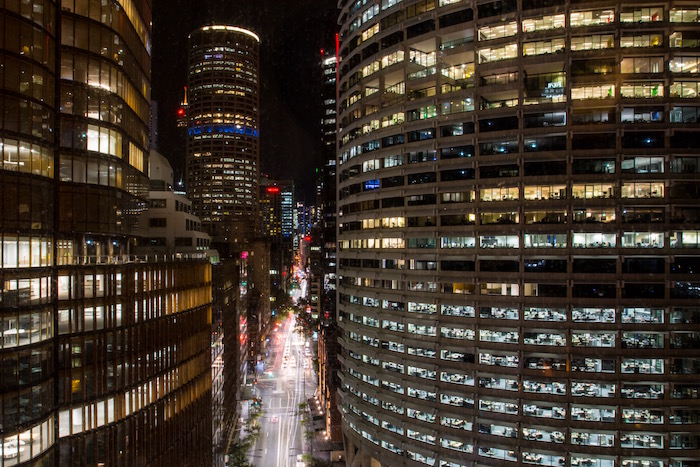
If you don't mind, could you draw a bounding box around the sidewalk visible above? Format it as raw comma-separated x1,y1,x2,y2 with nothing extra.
305,396,345,466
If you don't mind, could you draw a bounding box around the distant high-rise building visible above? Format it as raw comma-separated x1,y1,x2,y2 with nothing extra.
316,46,342,444
260,178,295,291
186,25,260,251
0,2,213,465
336,2,700,466
319,48,338,298
280,181,295,242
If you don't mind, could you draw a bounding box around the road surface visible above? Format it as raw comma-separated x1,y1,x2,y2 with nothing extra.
249,315,317,466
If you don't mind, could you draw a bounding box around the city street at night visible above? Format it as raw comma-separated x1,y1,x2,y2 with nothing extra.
248,314,317,467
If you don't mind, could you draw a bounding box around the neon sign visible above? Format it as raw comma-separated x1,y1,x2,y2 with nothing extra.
188,125,259,138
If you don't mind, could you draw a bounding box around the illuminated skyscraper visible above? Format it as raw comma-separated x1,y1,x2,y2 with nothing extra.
1,1,213,465
336,2,700,466
186,25,261,251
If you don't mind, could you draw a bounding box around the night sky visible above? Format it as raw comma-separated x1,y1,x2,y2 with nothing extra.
151,0,338,201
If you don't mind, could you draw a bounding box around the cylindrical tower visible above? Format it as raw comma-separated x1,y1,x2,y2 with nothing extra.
336,1,700,466
187,25,260,250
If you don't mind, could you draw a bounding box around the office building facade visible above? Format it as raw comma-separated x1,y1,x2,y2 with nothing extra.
336,1,700,466
1,1,213,465
186,25,260,250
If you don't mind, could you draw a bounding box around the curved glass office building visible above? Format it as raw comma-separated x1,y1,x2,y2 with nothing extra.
336,1,700,466
1,1,213,465
187,26,260,248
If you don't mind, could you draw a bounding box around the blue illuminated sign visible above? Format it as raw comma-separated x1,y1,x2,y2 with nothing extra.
364,179,380,190
188,125,259,138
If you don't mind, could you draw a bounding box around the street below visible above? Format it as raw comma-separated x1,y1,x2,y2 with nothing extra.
248,313,317,467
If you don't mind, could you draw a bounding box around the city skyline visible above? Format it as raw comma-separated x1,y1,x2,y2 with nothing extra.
2,1,700,467
152,0,338,200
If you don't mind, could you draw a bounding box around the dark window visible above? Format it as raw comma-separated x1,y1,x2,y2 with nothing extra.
479,140,518,155
382,134,404,147
441,260,475,271
671,131,697,149
572,133,616,150
407,151,436,164
479,116,518,133
174,237,193,246
480,164,518,178
407,216,436,227
441,168,474,181
440,214,474,226
406,20,435,39
573,283,616,298
347,53,361,69
362,42,379,60
537,284,568,297
341,221,361,232
149,218,166,228
572,109,615,124
522,0,560,10
382,197,403,208
622,208,664,223
525,259,567,273
524,135,567,152
572,159,615,174
524,161,567,176
623,283,665,299
381,30,404,48
480,260,519,273
440,145,474,159
407,128,435,142
362,259,380,269
672,258,700,275
478,0,517,18
622,131,664,148
381,176,404,188
439,9,474,28
408,172,436,184
623,258,664,274
573,258,616,274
